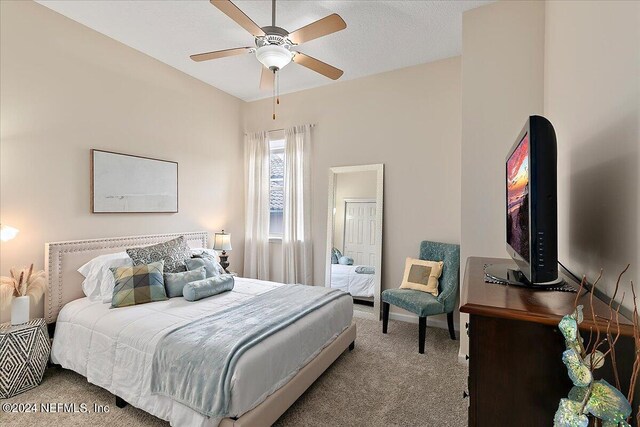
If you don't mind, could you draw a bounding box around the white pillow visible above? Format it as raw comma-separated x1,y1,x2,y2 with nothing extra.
78,252,132,301
99,262,131,304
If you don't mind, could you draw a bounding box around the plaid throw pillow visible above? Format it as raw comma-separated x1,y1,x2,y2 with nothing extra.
126,236,191,273
399,257,444,296
110,261,167,308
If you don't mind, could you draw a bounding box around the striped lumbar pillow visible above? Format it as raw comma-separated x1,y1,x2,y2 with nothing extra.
110,260,167,308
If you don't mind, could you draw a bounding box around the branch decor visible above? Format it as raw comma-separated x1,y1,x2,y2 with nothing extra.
0,264,47,316
554,266,639,427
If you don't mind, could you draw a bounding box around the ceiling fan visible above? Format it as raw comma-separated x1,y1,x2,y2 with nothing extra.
191,0,346,115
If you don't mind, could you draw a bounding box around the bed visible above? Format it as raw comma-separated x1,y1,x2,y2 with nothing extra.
330,264,375,298
45,232,356,427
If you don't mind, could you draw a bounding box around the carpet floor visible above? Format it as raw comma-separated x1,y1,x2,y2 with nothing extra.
1,317,468,427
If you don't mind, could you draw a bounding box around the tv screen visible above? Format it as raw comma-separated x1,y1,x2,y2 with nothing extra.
506,133,530,263
501,116,561,286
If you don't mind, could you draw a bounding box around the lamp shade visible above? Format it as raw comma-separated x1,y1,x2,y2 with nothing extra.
0,224,19,242
213,230,232,251
255,45,292,71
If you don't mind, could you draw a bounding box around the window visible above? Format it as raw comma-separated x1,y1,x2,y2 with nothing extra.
269,137,285,237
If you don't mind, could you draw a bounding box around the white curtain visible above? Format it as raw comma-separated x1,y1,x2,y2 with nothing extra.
282,125,313,284
243,131,270,280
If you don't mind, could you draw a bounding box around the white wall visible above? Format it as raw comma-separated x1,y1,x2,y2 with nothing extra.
244,57,462,325
459,0,546,357
459,0,639,359
0,1,245,321
544,0,640,314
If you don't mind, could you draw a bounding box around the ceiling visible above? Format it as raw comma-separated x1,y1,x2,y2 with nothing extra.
36,0,491,102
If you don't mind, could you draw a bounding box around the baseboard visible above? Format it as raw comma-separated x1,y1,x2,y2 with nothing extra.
388,312,459,332
353,309,376,320
353,309,461,333
458,352,469,365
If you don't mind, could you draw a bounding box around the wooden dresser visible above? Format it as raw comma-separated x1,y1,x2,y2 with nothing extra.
460,256,637,427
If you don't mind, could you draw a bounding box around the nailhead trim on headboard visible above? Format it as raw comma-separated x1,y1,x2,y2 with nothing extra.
44,232,208,324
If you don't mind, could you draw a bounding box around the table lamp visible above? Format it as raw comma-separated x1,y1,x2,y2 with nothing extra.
213,230,232,273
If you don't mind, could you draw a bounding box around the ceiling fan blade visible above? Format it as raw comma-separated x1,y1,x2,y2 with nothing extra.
210,0,265,37
288,14,346,45
190,47,252,62
260,67,274,90
292,52,343,80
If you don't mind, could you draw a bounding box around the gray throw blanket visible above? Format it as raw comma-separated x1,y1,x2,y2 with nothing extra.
150,284,348,422
355,266,375,274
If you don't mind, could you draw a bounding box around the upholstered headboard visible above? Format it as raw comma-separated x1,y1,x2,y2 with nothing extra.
44,231,208,324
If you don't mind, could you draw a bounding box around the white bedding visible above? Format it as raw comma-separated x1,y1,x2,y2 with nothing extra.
51,278,352,426
330,264,376,298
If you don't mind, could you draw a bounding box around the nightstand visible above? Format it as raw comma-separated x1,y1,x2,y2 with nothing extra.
0,318,51,398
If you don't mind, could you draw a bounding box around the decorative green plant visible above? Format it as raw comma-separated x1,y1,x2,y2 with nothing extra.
554,266,640,427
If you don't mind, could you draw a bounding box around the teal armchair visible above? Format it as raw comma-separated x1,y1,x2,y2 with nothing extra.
381,241,460,354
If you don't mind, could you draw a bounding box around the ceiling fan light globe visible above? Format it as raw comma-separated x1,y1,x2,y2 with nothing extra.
256,45,292,71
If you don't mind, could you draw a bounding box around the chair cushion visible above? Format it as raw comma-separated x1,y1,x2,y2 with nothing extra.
381,288,445,317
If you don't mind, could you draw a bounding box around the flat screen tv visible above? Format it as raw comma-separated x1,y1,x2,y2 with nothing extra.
504,115,561,286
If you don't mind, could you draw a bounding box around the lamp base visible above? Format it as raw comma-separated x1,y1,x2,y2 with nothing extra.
219,251,230,274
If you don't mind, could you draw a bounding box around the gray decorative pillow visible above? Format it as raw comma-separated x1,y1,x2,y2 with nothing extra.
338,256,354,266
186,257,222,278
163,267,206,298
126,236,191,273
191,252,226,275
331,247,342,264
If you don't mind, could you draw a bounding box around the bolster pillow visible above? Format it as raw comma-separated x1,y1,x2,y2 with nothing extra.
355,266,375,274
183,275,235,302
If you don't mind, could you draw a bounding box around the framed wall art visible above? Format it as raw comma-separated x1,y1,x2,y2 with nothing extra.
91,149,178,213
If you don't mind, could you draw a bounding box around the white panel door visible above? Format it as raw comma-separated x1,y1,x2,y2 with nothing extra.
343,201,377,266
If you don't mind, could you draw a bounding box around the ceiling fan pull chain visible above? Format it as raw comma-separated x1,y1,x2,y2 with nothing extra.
277,71,280,105
273,69,276,120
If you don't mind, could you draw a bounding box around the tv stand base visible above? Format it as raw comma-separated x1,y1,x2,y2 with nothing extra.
484,263,566,289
